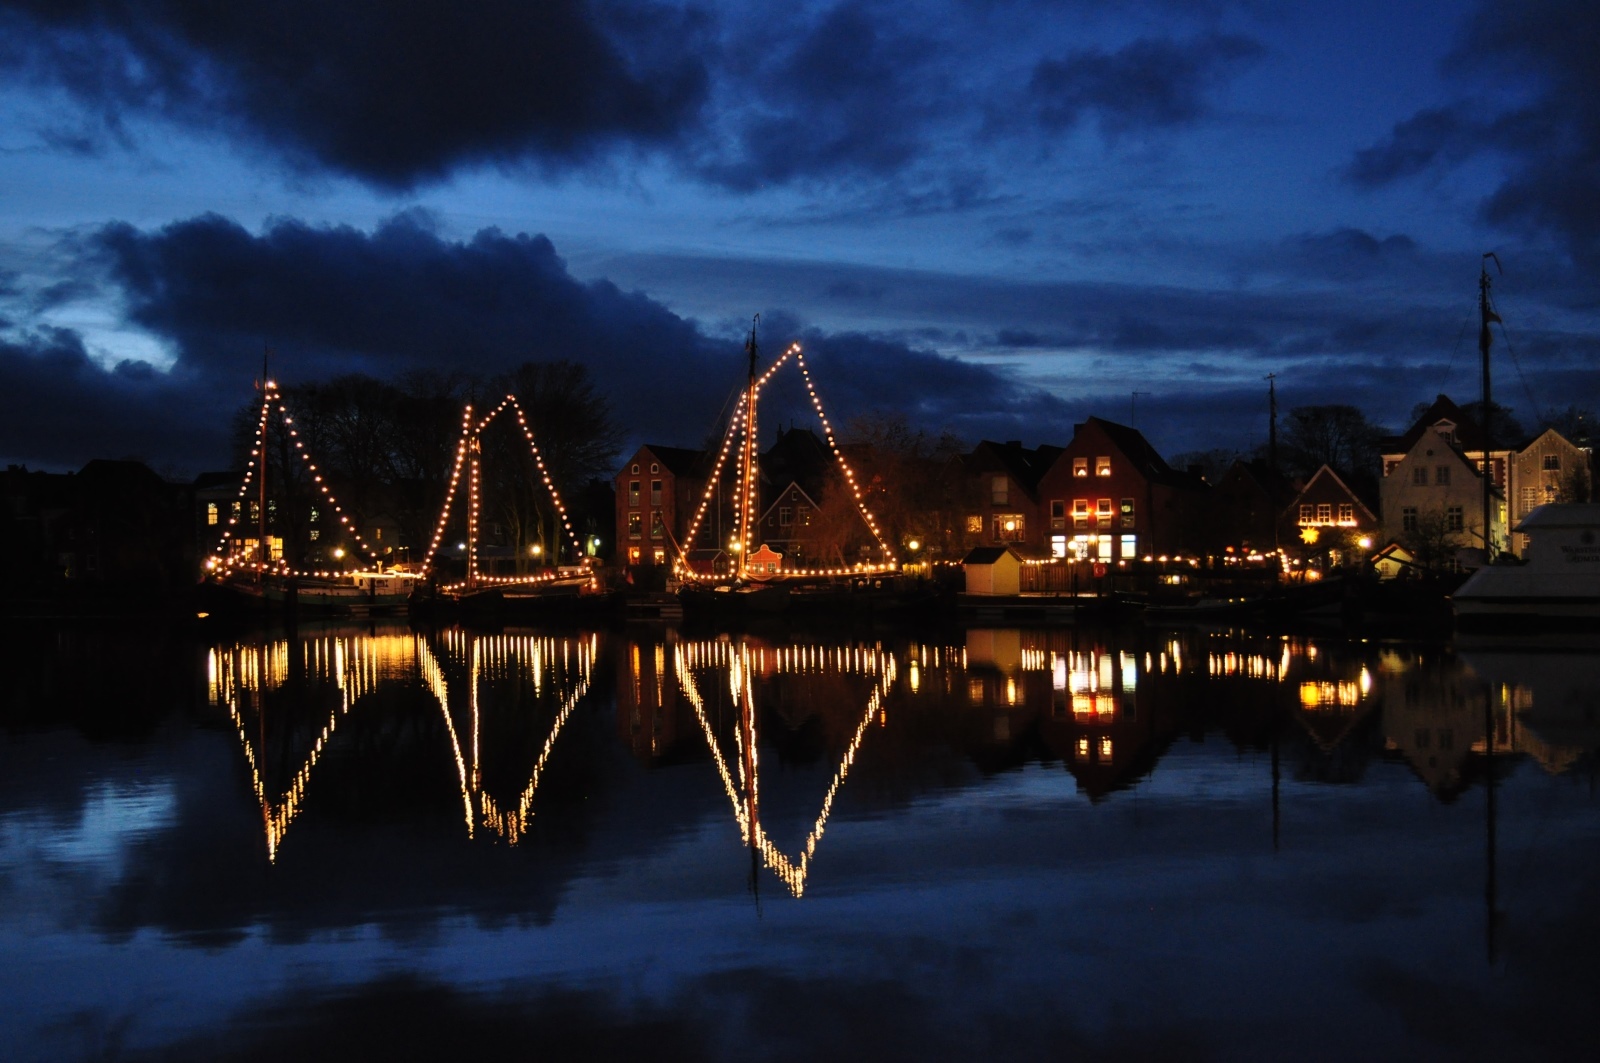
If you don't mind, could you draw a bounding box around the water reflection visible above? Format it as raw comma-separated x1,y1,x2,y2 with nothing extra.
7,621,1600,1059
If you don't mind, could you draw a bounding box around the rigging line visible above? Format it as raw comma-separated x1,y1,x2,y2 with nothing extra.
1492,311,1544,430
1438,293,1478,398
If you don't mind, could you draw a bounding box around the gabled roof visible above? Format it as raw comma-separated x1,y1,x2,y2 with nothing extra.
1290,464,1379,522
761,427,832,498
1080,417,1205,489
965,440,1059,498
758,481,821,525
1382,394,1509,456
637,445,707,478
1216,458,1297,503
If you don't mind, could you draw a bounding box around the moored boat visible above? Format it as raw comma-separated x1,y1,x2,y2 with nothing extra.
1452,504,1600,627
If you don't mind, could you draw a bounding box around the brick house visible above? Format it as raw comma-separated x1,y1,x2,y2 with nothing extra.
1281,464,1380,566
1034,417,1208,561
961,440,1062,554
614,444,710,568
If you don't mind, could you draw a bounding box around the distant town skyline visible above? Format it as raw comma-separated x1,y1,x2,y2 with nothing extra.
2,0,1597,476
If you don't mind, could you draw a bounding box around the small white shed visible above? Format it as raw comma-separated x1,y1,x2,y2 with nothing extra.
963,546,1024,595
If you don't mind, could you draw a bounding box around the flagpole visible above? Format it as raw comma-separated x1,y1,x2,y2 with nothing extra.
1479,254,1501,561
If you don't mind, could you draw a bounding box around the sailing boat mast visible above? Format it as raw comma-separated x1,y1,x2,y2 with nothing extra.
737,315,760,580
1479,254,1502,561
258,347,271,582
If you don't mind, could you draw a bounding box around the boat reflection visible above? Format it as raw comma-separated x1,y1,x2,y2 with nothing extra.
207,625,1598,896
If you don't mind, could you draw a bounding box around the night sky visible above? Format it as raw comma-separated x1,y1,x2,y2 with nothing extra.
2,0,1597,476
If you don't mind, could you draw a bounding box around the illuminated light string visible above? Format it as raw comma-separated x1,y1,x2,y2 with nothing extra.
419,631,598,843
420,394,586,582
206,382,386,578
675,342,895,582
674,638,898,898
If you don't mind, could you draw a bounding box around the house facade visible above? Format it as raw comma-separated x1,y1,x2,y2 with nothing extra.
614,444,710,568
1281,464,1380,567
1033,418,1207,561
1379,427,1505,565
1509,428,1592,554
961,440,1060,554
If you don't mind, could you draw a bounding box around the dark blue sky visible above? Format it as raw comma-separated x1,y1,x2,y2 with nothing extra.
1,0,1597,474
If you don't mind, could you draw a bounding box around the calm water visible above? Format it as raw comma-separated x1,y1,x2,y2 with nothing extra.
2,619,1599,1061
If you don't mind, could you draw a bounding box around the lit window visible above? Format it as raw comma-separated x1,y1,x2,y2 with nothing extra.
652,548,665,564
232,501,241,517
1338,503,1354,523
1096,456,1111,477
374,527,382,541
206,502,218,526
1073,499,1089,528
1299,504,1313,524
967,515,983,533
309,529,320,541
1120,534,1136,558
1073,457,1088,477
993,514,1025,541
1076,737,1090,760
1119,498,1134,528
1317,503,1332,523
628,512,642,538
310,507,319,522
628,546,641,563
1099,737,1113,759
651,512,664,538
798,506,811,526
1096,499,1112,524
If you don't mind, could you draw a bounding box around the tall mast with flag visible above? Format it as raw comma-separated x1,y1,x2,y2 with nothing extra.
1479,254,1502,561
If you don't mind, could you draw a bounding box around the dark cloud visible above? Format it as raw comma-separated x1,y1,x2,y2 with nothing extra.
1348,1,1600,273
694,3,944,190
0,0,709,189
0,326,225,471
1028,33,1264,136
0,214,1074,470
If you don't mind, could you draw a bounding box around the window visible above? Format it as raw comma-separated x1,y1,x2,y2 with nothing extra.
1544,454,1561,471
650,479,662,505
1522,486,1540,510
1413,466,1428,486
630,463,639,474
798,506,811,526
1299,504,1313,524
1338,503,1354,524
1120,498,1134,529
779,506,792,527
1096,456,1112,477
206,502,218,526
1316,503,1332,523
309,529,320,541
652,548,665,564
993,514,1025,541
991,476,1008,505
1096,498,1113,525
1073,457,1088,477
651,512,664,539
1050,500,1066,530
966,515,983,533
232,501,242,517
310,507,319,523
1121,534,1137,558
628,480,640,506
1435,465,1450,486
1446,506,1464,531
1402,507,1418,532
628,512,642,538
1073,499,1089,528
1050,535,1067,558
374,527,382,541
250,501,260,521
628,546,641,563
650,463,659,474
